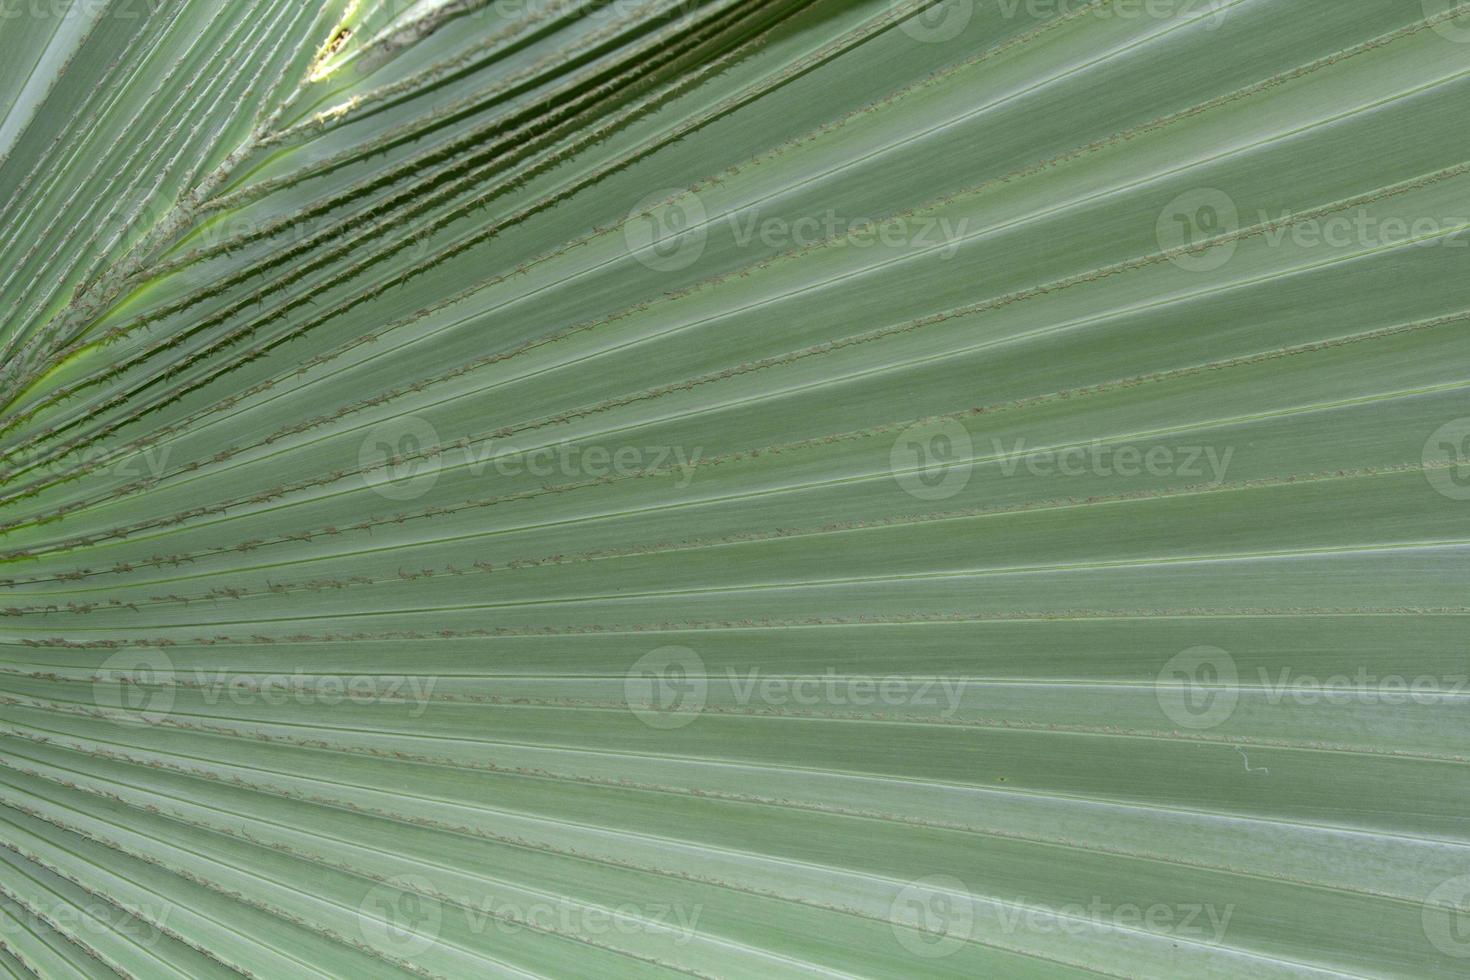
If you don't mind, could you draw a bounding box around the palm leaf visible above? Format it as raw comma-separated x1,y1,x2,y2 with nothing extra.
2,0,1468,976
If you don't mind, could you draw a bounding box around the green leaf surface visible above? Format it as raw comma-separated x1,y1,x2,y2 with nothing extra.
2,0,1469,976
